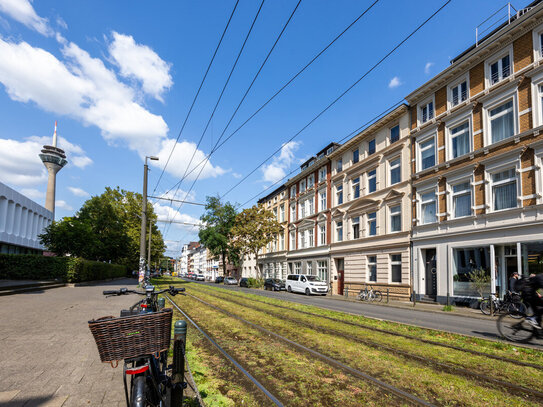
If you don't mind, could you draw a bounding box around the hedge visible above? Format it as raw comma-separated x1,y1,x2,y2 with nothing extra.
0,254,128,283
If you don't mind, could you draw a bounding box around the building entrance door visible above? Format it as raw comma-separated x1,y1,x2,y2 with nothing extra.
425,249,437,299
337,258,344,295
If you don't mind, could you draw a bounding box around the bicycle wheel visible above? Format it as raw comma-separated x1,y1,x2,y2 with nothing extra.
373,290,382,302
497,314,534,343
130,375,147,407
358,291,367,301
480,299,491,315
507,301,528,319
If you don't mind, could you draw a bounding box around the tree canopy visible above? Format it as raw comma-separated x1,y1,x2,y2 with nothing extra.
39,187,165,268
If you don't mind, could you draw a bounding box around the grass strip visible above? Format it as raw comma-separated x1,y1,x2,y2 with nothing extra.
189,284,543,392
189,287,540,407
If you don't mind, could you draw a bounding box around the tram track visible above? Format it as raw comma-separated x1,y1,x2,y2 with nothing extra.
192,283,543,370
188,285,543,403
181,291,435,407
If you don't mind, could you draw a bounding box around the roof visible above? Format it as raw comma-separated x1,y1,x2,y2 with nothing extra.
257,184,286,204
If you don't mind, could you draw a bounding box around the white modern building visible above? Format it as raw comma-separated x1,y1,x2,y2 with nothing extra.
0,182,53,254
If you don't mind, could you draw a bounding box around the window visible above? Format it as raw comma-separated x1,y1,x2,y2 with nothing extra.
450,121,470,158
336,221,343,242
490,55,510,85
491,168,517,211
367,212,376,236
420,191,436,224
319,190,326,211
300,179,306,193
319,224,326,245
451,81,468,106
419,136,435,170
336,184,343,205
391,254,402,283
390,125,400,143
353,148,359,164
290,185,296,198
280,204,285,222
490,100,514,144
279,233,285,251
308,229,314,247
307,174,315,188
368,256,377,282
290,231,296,249
273,207,278,220
308,197,314,215
453,247,490,297
295,262,301,274
290,204,296,221
300,200,306,218
307,262,313,275
452,181,471,218
317,261,328,282
337,159,343,173
352,216,360,239
368,169,377,193
319,166,326,182
368,139,376,155
390,205,401,232
300,230,306,249
389,158,401,185
421,101,434,123
352,177,360,199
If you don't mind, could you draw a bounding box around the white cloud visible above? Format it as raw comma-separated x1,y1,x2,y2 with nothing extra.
157,188,196,203
0,136,90,187
153,139,227,181
154,203,202,231
108,32,172,102
20,188,44,200
68,186,89,197
388,76,402,89
55,199,73,210
261,141,300,183
0,0,53,36
425,62,434,74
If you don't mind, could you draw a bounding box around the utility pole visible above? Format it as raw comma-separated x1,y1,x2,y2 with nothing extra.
147,219,152,268
139,156,158,285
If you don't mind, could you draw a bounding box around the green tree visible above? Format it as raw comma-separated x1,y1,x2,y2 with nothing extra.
230,204,282,278
39,217,97,258
198,196,237,276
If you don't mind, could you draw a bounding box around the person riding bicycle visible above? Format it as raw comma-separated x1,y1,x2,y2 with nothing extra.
508,272,519,294
519,273,543,329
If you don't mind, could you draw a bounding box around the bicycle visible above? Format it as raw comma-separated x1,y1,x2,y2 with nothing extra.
497,311,543,344
89,284,186,407
357,285,382,302
480,292,526,318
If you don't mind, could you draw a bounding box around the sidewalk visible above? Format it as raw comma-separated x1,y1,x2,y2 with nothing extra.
0,278,138,406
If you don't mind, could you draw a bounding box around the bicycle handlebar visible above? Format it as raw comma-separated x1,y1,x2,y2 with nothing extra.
103,286,185,296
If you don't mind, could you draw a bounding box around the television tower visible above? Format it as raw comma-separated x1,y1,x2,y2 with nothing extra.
39,121,67,219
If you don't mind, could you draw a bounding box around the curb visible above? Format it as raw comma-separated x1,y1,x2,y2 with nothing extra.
66,277,130,287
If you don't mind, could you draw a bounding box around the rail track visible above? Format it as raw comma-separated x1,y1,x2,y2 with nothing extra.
165,296,284,406
192,283,543,370
177,292,435,406
187,285,543,403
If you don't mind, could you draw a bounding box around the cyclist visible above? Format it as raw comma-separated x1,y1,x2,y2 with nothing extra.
508,272,519,293
523,273,543,329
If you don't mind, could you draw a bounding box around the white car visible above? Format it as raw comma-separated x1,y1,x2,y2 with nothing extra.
196,274,205,281
286,274,329,295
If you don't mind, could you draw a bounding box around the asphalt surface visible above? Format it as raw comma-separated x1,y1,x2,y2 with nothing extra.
187,280,543,347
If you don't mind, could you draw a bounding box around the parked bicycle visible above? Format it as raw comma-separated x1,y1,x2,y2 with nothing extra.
357,285,382,302
89,284,186,407
480,291,526,318
497,310,543,344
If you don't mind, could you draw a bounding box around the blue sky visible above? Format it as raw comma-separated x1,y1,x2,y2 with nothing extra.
0,0,533,256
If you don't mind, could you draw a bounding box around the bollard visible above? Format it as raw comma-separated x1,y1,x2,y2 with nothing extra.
344,287,348,298
387,288,389,304
158,297,165,310
171,320,187,406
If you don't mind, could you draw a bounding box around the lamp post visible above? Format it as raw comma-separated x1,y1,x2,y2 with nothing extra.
139,155,159,285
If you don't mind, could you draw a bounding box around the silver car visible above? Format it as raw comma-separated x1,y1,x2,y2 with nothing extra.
223,277,238,285
196,274,205,281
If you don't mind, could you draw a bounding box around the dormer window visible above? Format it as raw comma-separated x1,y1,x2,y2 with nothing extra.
421,101,434,123
490,55,510,85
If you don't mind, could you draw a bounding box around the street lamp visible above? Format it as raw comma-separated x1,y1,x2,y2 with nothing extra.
139,155,159,285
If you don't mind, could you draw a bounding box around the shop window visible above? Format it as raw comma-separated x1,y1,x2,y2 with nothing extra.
452,247,491,297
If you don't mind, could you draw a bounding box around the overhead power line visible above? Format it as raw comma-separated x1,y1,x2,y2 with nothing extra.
152,0,240,194
163,0,380,196
147,196,206,206
220,0,451,200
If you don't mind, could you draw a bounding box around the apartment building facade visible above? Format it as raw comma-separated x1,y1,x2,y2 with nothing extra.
256,185,289,280
328,105,412,299
285,143,339,290
408,3,543,304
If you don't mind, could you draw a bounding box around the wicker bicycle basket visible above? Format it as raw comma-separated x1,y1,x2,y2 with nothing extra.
88,308,173,363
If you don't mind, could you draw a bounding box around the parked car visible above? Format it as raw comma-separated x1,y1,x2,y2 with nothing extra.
239,278,249,288
224,277,238,285
286,274,328,295
264,278,285,291
215,276,224,284
196,274,205,281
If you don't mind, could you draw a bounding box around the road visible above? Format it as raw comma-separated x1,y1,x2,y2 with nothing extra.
190,280,543,347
